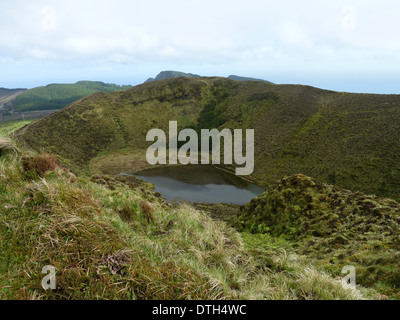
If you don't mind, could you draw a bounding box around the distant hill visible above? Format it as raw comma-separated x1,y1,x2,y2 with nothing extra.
144,71,272,84
6,81,131,112
0,88,26,107
145,71,201,83
16,77,400,202
0,87,27,99
227,75,272,83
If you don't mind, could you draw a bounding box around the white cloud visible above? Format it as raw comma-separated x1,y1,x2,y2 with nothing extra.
0,0,399,92
1,0,399,62
279,21,314,48
341,5,356,30
41,5,57,30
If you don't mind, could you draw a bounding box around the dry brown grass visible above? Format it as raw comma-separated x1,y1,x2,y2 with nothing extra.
140,200,154,222
0,137,19,156
22,152,57,177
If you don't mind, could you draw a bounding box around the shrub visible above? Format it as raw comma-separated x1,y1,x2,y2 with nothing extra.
141,200,154,222
22,152,57,177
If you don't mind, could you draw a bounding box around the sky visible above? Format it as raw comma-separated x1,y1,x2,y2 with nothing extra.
1,0,399,93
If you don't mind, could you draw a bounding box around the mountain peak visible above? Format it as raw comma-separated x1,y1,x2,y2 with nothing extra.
145,71,201,83
144,71,272,84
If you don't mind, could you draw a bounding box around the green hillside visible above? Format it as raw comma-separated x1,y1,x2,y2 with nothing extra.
237,174,400,298
0,120,32,136
10,81,131,112
0,88,26,108
0,88,26,100
0,138,365,300
16,77,400,201
5,77,400,299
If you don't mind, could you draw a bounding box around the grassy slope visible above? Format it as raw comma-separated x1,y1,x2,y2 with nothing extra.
0,89,26,106
6,78,400,299
11,81,131,112
16,77,212,170
0,88,25,98
16,77,400,201
237,174,400,298
0,120,33,136
0,138,365,300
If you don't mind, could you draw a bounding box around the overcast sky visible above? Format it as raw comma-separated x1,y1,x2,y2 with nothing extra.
1,0,399,93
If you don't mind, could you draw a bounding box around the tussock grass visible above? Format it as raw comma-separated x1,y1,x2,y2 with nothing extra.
0,137,20,157
238,174,400,299
0,145,368,300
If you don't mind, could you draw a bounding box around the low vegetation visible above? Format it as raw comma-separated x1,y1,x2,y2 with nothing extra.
3,78,399,300
237,174,400,299
0,120,32,136
0,137,20,157
21,152,57,178
0,136,368,300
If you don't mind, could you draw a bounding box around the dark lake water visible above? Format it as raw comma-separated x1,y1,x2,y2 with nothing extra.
121,165,264,205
